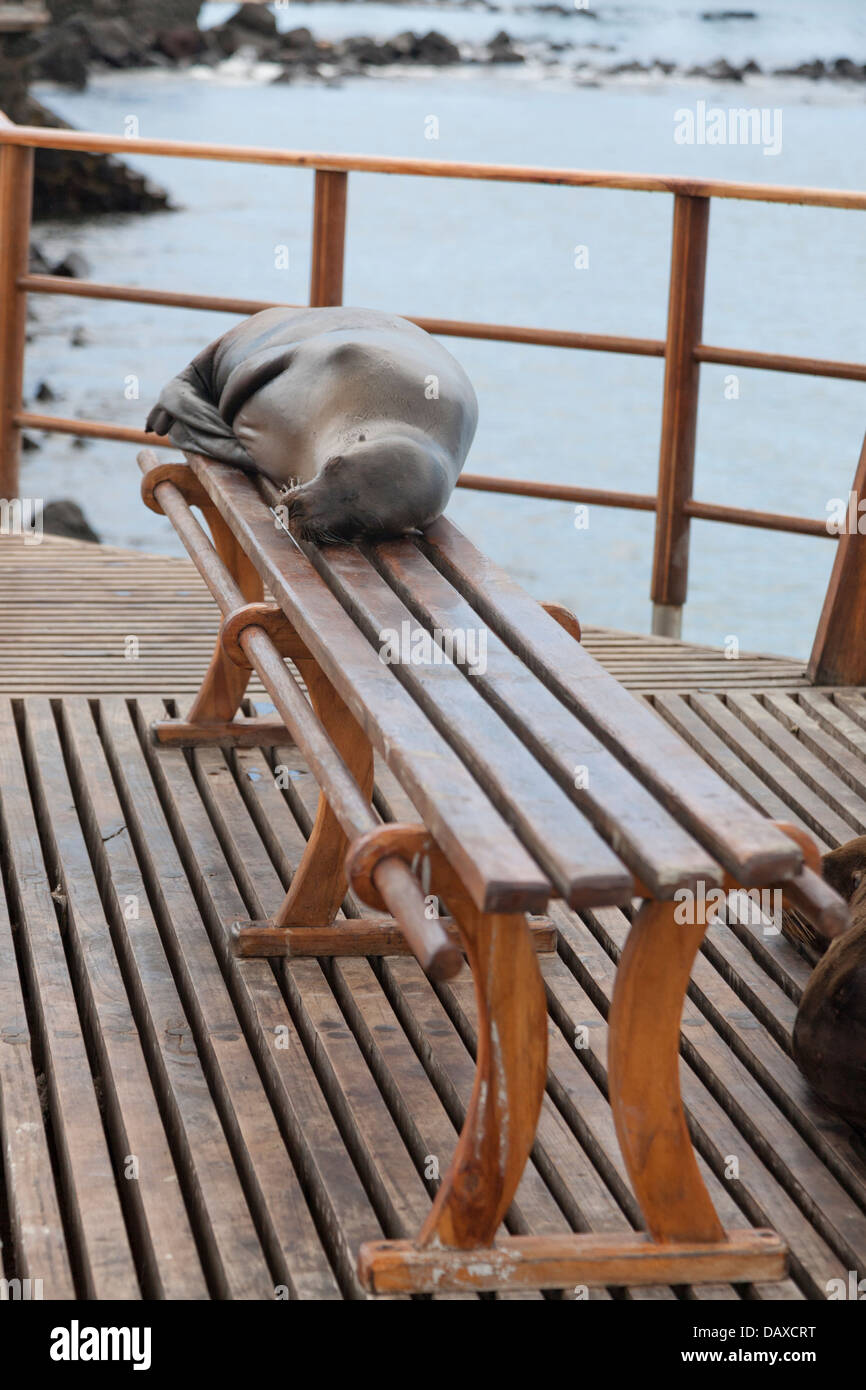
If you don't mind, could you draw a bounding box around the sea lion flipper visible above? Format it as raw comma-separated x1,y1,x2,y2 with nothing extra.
146,403,174,436
219,344,298,425
147,362,258,469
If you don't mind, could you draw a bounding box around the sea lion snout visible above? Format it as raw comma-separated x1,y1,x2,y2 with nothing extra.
282,434,452,544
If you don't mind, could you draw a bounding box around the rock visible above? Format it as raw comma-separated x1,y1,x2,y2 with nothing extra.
281,27,314,51
344,36,392,66
33,32,90,88
35,381,58,402
226,3,278,37
832,56,866,80
701,9,757,18
704,57,745,80
773,59,825,79
21,433,41,452
72,16,148,68
487,30,524,64
414,30,460,65
50,250,89,279
685,58,744,80
741,58,761,74
388,32,417,59
606,60,650,75
20,96,173,220
70,326,88,347
42,499,101,543
153,26,205,62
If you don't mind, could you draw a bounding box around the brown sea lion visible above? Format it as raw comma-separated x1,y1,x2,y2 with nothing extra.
792,836,866,1129
146,306,478,543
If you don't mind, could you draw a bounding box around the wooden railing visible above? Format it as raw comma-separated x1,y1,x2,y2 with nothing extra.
1,115,864,648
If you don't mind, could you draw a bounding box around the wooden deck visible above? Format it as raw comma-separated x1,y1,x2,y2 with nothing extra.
2,533,865,1300
0,533,809,696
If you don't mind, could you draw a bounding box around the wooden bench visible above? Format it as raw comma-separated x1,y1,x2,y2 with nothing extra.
138,446,848,1297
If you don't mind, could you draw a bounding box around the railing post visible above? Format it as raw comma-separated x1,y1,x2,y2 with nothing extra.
808,431,866,685
309,169,348,307
0,140,34,502
650,194,710,638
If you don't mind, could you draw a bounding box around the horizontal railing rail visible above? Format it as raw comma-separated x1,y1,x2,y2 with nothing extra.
0,116,863,643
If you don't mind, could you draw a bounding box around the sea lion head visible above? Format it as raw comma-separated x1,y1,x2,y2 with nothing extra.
280,431,453,544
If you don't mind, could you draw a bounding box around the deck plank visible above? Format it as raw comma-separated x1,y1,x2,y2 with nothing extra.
0,700,140,1299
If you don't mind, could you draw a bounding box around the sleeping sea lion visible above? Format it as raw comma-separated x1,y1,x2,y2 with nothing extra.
792,836,866,1129
146,306,478,543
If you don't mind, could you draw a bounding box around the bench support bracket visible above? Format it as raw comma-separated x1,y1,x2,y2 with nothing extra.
231,915,557,958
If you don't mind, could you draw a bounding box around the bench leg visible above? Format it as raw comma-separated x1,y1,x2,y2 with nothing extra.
417,862,548,1249
152,506,295,747
187,507,263,725
358,890,787,1295
271,655,375,928
607,897,724,1242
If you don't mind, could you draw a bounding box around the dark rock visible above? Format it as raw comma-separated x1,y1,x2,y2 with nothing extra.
72,16,148,68
33,33,90,88
741,58,761,74
281,27,314,51
415,30,460,65
773,59,825,79
42,499,101,543
153,26,205,62
50,250,89,279
21,433,41,452
686,58,744,80
487,31,524,64
344,36,392,66
35,381,58,402
20,96,173,220
209,24,242,57
70,326,88,347
388,32,417,58
226,3,278,37
832,56,866,80
606,60,650,75
701,9,757,18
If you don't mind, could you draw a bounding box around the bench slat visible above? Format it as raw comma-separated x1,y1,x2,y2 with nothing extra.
420,518,803,886
308,540,633,905
190,459,550,914
367,537,721,897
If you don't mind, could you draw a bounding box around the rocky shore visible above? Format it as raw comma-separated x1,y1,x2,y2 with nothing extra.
27,3,866,89
3,2,864,220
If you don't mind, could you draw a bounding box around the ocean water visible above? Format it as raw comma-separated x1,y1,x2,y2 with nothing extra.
22,0,866,657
